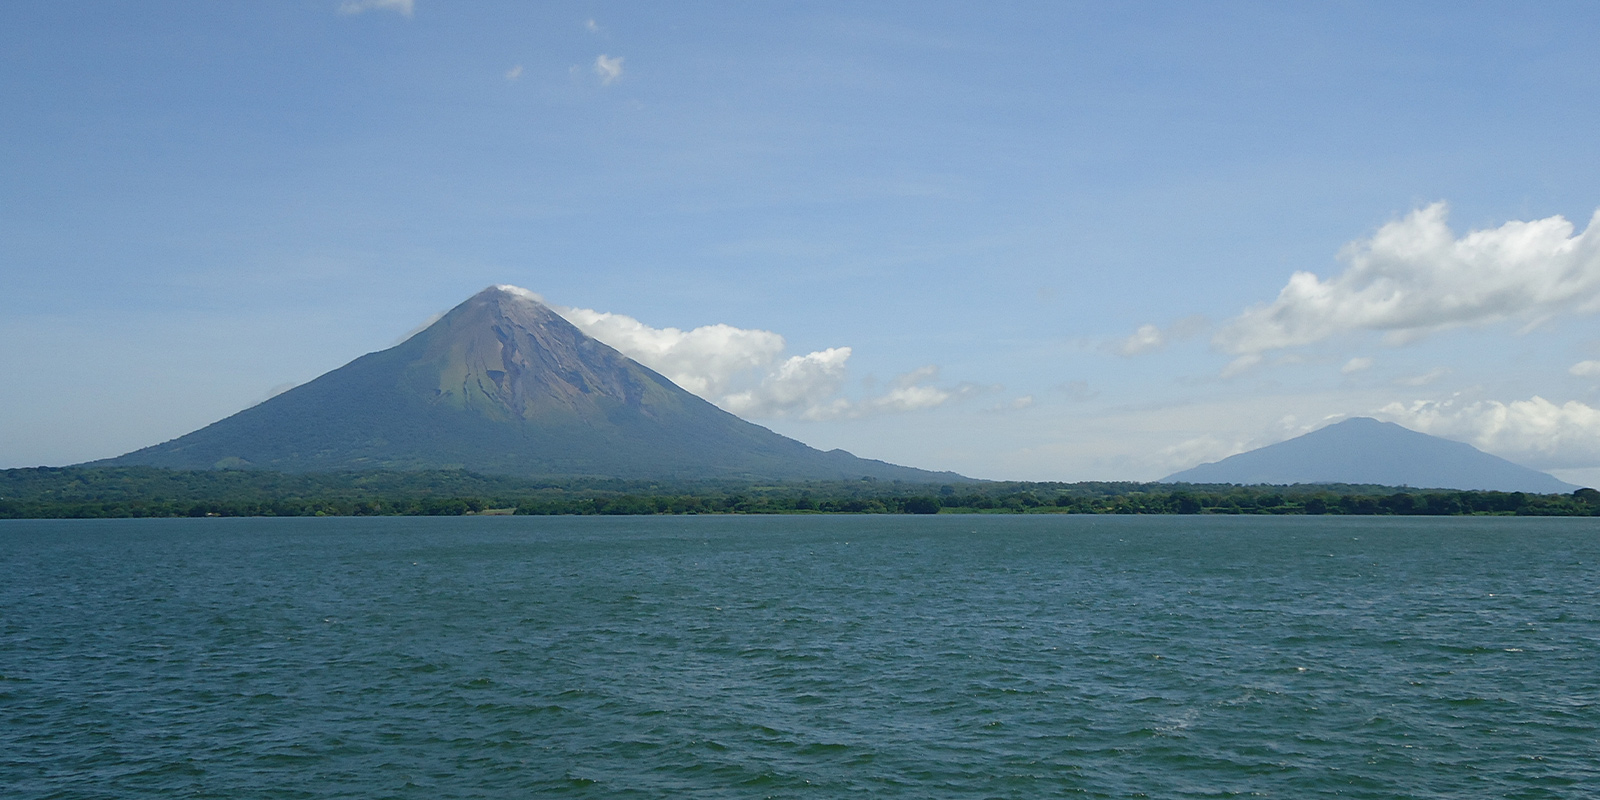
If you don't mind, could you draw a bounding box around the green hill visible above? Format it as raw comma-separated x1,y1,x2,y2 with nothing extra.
97,286,963,482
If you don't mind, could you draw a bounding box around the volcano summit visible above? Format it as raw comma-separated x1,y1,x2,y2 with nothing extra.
100,286,960,482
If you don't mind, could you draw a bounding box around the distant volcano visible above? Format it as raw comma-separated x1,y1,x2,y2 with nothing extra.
1162,417,1578,493
98,286,962,482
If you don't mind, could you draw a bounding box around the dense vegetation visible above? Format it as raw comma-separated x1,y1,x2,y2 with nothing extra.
3,467,1599,518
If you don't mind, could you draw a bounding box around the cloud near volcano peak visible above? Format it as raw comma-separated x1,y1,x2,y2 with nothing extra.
557,306,784,398
550,304,964,420
1379,394,1600,470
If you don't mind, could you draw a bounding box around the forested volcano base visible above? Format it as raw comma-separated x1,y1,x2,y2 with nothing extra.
4,467,1599,518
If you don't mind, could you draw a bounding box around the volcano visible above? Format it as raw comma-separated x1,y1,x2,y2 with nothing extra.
1162,417,1577,493
98,286,962,482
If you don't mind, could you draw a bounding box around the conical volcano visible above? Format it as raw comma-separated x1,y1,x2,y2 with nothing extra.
99,286,960,481
1162,417,1576,493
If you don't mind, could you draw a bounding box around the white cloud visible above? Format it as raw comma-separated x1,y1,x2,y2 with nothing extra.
847,366,975,419
721,348,853,420
1214,203,1600,356
585,19,601,33
504,64,523,81
1114,315,1208,356
1394,367,1450,387
556,306,784,398
717,360,974,421
1378,395,1600,469
594,54,624,85
338,0,413,17
1155,434,1251,474
1116,324,1165,356
1220,353,1262,378
1570,360,1600,377
1341,356,1374,374
494,285,546,305
538,295,967,421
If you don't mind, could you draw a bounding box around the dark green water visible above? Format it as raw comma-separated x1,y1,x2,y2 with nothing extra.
3,515,1597,798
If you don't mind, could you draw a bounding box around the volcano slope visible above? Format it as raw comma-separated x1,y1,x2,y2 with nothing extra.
101,286,961,483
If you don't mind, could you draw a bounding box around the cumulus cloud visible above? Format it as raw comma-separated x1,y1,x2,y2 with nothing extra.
1116,324,1165,356
557,306,784,398
1214,203,1600,356
1379,395,1600,469
1570,360,1600,377
504,64,523,81
1114,315,1208,357
721,349,853,420
718,360,975,421
594,54,624,85
847,366,978,419
539,296,967,420
338,0,413,16
1341,357,1374,374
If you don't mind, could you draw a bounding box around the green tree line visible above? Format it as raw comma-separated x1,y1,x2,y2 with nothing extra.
3,467,1598,518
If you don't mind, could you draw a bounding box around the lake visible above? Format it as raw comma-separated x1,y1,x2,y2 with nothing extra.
3,515,1597,798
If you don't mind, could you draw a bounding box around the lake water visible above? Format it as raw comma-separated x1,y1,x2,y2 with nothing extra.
3,515,1598,798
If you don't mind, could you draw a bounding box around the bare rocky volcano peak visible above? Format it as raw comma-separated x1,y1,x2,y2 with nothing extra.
98,286,963,482
412,285,666,422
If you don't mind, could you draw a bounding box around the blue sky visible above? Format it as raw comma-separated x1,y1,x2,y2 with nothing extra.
6,1,1600,483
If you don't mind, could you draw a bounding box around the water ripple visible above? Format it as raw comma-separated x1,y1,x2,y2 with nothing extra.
3,515,1599,798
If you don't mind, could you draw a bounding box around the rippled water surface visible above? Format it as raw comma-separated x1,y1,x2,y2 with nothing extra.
4,515,1599,798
